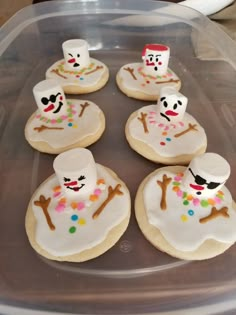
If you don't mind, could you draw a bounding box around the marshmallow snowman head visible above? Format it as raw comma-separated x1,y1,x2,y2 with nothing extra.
33,79,67,119
62,39,90,71
156,87,188,123
53,148,97,200
142,44,170,76
182,153,230,198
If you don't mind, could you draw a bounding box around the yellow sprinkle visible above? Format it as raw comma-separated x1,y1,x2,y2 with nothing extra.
72,124,78,128
181,215,188,222
78,218,86,225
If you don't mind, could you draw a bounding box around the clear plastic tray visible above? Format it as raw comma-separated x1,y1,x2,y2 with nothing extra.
1,0,236,314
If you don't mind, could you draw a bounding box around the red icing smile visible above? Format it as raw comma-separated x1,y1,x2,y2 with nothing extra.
190,184,204,191
44,104,55,112
146,60,155,66
165,110,178,116
68,58,76,63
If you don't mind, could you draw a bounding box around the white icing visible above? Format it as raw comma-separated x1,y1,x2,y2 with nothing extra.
25,99,102,149
144,169,236,251
128,104,206,157
46,58,107,88
118,63,180,95
32,164,130,256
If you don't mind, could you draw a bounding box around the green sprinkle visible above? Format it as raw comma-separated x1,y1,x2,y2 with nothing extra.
68,113,73,118
201,200,209,207
173,182,180,186
57,118,62,123
183,192,187,198
183,200,189,205
69,226,76,234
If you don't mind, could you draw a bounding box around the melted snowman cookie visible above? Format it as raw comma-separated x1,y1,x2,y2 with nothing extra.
116,44,181,101
46,39,109,94
125,87,207,164
135,153,236,260
25,79,105,154
25,148,131,262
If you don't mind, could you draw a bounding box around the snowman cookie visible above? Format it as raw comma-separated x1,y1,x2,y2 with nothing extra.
135,153,236,260
46,39,109,94
125,87,207,165
25,148,131,262
116,44,181,101
25,79,105,154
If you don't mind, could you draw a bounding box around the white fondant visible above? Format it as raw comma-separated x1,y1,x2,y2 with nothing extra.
53,148,97,200
118,63,180,96
32,164,130,256
62,39,90,70
182,153,231,198
142,44,170,76
156,87,188,123
128,105,206,158
144,169,235,251
25,99,102,149
46,58,106,88
33,80,67,119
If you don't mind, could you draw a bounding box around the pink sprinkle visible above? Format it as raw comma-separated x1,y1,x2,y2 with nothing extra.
177,190,183,197
150,121,156,124
77,202,85,211
179,122,184,127
150,111,156,115
55,203,65,213
164,126,169,131
51,119,57,124
167,73,172,77
72,110,76,115
174,176,181,181
43,118,48,122
53,192,61,198
158,123,164,128
36,114,41,119
214,197,221,204
94,188,102,196
61,115,67,120
170,124,176,129
193,198,200,206
70,104,75,108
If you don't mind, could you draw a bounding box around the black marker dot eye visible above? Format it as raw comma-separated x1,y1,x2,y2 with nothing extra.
160,97,166,102
150,56,153,62
77,54,80,58
163,101,168,107
78,175,85,181
178,100,182,105
156,57,159,62
64,177,70,182
41,97,49,105
173,103,178,110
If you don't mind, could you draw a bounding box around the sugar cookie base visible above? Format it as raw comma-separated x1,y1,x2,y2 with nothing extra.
125,111,207,165
46,66,109,95
116,72,181,101
25,166,131,262
24,111,105,154
135,166,235,260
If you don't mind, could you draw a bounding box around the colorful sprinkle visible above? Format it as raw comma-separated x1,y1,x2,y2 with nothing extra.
72,124,78,128
183,200,189,206
160,142,166,146
166,138,171,142
71,214,78,221
78,218,86,225
77,202,85,211
55,203,66,213
90,194,98,202
162,132,167,136
181,214,188,222
201,200,209,207
68,122,73,127
80,78,84,80
69,226,76,234
53,192,61,198
188,209,194,216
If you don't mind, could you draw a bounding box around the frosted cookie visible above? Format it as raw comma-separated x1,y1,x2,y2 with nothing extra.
25,148,131,262
125,87,207,165
135,153,236,260
25,79,105,154
46,39,109,94
116,44,181,101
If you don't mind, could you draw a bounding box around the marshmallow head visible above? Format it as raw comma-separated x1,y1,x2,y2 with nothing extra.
62,39,90,70
53,148,97,200
33,79,67,119
182,153,230,198
142,44,170,76
156,87,188,123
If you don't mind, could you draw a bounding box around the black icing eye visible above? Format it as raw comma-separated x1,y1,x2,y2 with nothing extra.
49,94,56,103
178,100,182,105
163,101,168,107
173,103,178,110
64,177,71,182
78,175,86,181
77,54,80,58
149,56,153,62
160,97,166,102
155,57,159,62
41,97,49,105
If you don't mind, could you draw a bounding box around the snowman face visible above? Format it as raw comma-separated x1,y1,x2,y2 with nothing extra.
53,148,97,200
182,153,230,198
33,80,67,118
157,87,188,123
62,39,90,71
142,44,170,76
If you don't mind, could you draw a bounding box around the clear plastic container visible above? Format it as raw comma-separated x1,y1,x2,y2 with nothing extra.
1,0,236,314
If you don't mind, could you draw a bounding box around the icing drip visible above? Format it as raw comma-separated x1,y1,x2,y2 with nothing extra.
172,173,225,207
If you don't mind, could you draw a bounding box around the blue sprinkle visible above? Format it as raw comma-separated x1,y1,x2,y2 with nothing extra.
71,214,79,221
68,122,73,127
166,138,171,142
188,210,194,216
80,77,84,80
